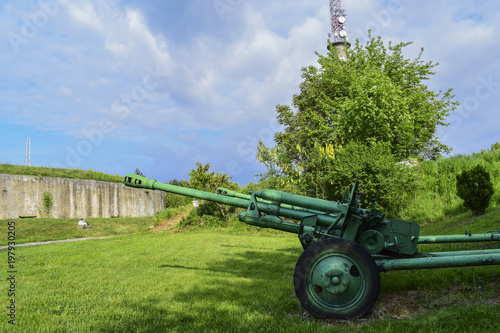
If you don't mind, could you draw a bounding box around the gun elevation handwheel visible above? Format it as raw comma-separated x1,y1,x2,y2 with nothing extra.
293,237,380,319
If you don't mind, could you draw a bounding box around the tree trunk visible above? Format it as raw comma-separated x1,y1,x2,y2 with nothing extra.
215,202,228,224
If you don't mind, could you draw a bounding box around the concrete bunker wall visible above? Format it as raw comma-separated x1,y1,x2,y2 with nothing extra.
0,174,165,219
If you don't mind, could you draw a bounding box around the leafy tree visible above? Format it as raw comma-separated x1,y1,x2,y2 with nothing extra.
322,142,416,213
258,34,457,204
188,162,236,224
488,142,500,153
169,179,188,186
456,165,494,215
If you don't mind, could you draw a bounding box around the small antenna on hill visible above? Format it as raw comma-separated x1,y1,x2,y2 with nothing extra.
25,137,31,166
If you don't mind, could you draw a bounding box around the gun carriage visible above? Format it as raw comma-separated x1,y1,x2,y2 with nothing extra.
125,174,500,319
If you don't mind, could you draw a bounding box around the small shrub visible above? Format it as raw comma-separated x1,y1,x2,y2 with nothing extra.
197,201,220,217
456,165,494,215
42,192,54,217
178,202,237,229
199,215,226,228
179,208,201,228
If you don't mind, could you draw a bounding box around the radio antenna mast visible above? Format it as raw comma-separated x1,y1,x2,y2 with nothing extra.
328,0,350,60
25,137,31,166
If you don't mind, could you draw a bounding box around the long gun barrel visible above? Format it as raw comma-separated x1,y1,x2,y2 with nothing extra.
124,174,347,235
124,173,419,251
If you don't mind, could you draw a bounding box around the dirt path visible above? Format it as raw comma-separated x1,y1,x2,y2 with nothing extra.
0,236,113,250
151,211,186,232
0,212,187,249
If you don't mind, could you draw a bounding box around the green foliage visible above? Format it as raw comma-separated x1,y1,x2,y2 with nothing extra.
178,207,200,227
417,203,500,237
254,142,500,223
257,34,457,214
188,162,237,224
327,142,417,216
197,201,224,221
456,165,494,215
401,143,500,222
0,163,122,182
188,162,233,192
42,191,54,217
179,205,219,228
265,34,456,162
334,37,456,160
258,141,416,217
164,192,189,208
168,178,188,187
180,201,239,229
486,142,500,153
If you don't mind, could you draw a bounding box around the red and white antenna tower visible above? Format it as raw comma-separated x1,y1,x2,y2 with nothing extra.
328,0,350,58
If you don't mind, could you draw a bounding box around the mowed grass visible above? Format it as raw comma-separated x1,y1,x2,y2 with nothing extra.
0,217,154,246
1,228,499,332
1,232,304,332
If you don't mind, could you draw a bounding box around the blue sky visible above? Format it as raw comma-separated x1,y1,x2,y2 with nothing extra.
1,0,499,185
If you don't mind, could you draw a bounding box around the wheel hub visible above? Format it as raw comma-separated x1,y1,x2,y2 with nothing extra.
324,268,350,295
310,254,363,307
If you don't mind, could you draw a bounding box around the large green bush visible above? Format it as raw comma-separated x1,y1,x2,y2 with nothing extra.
179,203,238,229
456,165,494,215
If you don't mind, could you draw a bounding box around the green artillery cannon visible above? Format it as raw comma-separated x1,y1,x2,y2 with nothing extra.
124,173,500,319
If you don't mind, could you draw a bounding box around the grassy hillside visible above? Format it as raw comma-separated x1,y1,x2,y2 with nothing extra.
0,163,122,183
383,147,500,223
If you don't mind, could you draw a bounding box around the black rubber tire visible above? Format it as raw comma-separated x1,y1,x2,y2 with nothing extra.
293,237,380,319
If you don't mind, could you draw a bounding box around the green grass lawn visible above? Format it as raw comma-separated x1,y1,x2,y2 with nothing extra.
0,207,499,332
0,217,155,246
0,228,499,332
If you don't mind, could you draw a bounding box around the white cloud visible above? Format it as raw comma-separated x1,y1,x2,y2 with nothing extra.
1,0,499,184
159,4,329,133
65,1,103,31
64,1,172,74
1,0,174,136
105,41,128,58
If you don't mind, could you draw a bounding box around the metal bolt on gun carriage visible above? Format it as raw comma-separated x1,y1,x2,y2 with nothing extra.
124,174,500,319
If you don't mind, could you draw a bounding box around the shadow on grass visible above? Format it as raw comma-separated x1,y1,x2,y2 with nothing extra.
158,246,300,279
82,237,500,332
93,246,305,332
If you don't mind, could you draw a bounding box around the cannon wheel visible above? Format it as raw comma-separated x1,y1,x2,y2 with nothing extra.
293,237,380,319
